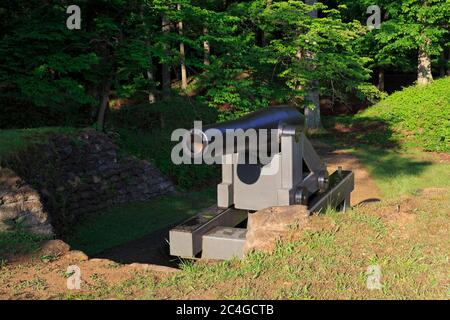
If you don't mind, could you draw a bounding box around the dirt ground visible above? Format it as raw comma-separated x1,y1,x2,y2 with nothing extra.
0,240,178,299
311,139,381,206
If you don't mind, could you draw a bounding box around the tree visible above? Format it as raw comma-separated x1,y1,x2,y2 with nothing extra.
357,0,449,86
0,0,97,123
255,1,373,116
177,3,188,90
304,0,321,129
0,0,390,130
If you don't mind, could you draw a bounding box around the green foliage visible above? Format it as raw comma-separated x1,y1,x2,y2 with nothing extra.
197,0,381,116
359,77,450,152
109,97,219,189
349,0,449,75
1,1,448,190
256,1,376,103
0,1,98,116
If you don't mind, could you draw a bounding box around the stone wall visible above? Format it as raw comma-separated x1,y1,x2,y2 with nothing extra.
0,129,175,235
0,168,53,235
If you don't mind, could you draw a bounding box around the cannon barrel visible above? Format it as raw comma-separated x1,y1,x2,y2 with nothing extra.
184,106,304,157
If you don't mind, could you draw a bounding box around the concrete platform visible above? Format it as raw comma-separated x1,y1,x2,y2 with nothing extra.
201,227,247,260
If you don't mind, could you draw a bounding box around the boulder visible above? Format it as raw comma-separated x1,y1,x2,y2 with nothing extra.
0,168,53,235
63,250,89,262
40,240,71,256
243,205,309,254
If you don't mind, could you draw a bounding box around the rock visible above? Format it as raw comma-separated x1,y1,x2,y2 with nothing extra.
243,205,309,254
63,250,89,262
128,263,180,273
0,168,53,236
28,224,54,236
40,240,71,256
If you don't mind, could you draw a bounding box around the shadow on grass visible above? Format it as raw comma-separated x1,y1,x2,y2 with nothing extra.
353,148,432,179
321,116,437,196
66,188,216,266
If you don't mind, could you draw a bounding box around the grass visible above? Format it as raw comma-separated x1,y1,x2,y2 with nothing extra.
0,231,51,258
360,77,450,152
0,127,76,162
26,188,444,300
320,77,450,198
66,188,216,256
316,121,450,198
324,77,450,153
150,188,449,299
351,147,450,198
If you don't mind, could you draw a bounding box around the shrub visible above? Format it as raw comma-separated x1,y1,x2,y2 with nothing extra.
355,77,450,152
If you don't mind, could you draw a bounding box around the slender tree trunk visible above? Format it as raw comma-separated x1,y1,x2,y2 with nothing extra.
305,89,320,129
439,51,446,77
161,14,171,99
447,49,450,76
203,27,210,66
417,39,433,85
97,78,112,132
378,68,385,91
304,0,321,129
140,5,156,103
177,4,187,90
147,65,156,103
258,0,273,47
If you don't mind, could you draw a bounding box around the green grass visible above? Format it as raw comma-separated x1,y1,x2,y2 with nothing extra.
317,127,450,198
326,77,450,152
360,77,450,152
152,189,450,299
66,188,216,256
351,147,450,198
0,127,76,162
0,231,51,258
3,188,448,300
320,77,450,198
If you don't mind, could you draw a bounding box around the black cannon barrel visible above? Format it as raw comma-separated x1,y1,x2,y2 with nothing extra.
203,105,303,134
184,106,304,157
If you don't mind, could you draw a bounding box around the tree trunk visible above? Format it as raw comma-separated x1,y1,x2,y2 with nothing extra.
304,0,321,130
161,14,171,99
439,51,445,77
140,5,156,104
141,5,156,103
147,66,156,103
447,49,450,76
378,68,385,91
305,89,320,129
203,27,210,66
97,78,112,132
417,40,433,85
258,0,273,47
177,4,187,90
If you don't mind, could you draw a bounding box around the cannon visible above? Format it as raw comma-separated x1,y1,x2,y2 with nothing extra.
170,106,354,260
